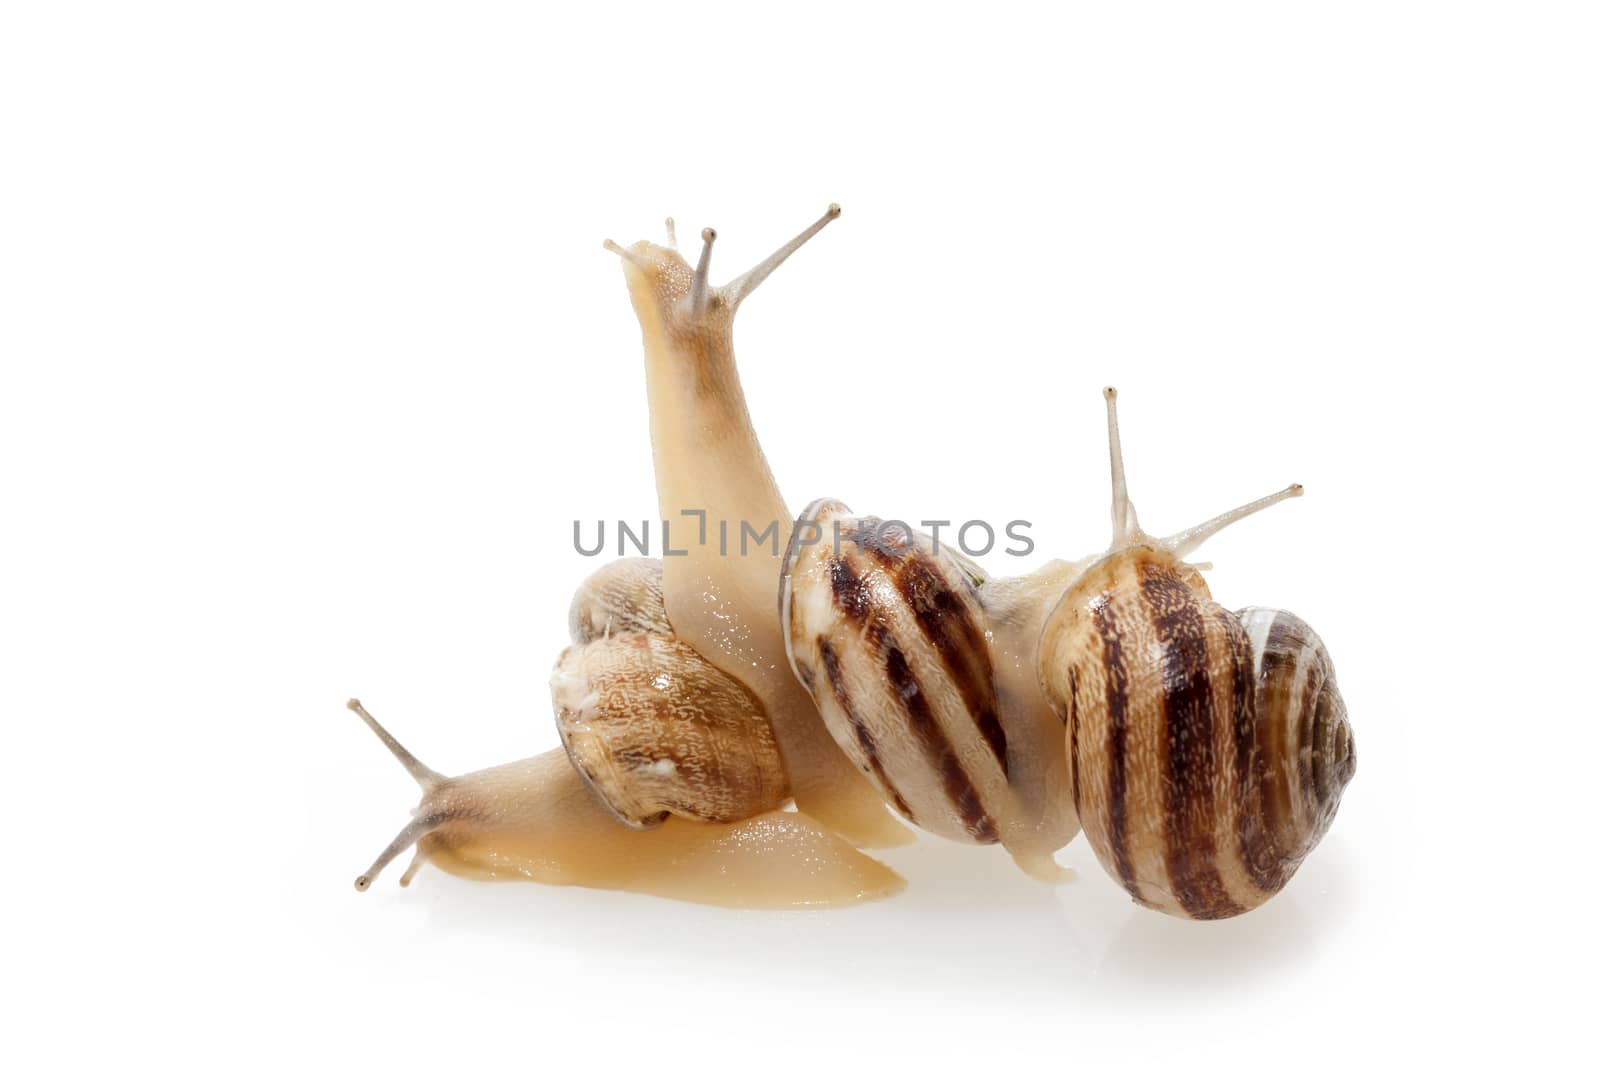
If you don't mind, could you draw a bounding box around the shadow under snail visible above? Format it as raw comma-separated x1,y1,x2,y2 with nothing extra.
345,206,1355,918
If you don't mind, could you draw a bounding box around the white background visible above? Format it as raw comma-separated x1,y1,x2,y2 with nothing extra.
3,2,1596,1063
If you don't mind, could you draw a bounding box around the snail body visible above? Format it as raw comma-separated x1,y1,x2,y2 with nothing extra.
607,209,911,850
345,557,903,907
1036,390,1354,918
345,738,902,908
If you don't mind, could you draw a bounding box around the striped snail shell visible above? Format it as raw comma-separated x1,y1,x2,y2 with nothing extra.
551,558,789,829
1037,389,1355,920
777,505,1086,879
780,499,1056,859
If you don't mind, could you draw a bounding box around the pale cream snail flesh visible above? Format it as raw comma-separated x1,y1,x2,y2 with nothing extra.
605,208,912,850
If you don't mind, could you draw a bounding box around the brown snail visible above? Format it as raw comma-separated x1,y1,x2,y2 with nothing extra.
346,555,903,907
604,206,912,851
1036,388,1354,918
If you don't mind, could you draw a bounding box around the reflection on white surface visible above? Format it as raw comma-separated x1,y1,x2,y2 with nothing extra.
323,820,1354,1005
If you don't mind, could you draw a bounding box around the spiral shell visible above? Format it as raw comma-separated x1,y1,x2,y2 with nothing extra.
780,499,1008,844
551,559,788,829
1038,547,1355,919
1237,605,1355,863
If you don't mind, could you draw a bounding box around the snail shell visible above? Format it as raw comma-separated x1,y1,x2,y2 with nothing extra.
1039,552,1353,918
780,499,1008,844
552,558,788,829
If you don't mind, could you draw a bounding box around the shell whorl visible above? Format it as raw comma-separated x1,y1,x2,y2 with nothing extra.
1038,549,1354,919
567,557,671,645
1238,606,1355,859
552,558,787,829
780,499,1009,844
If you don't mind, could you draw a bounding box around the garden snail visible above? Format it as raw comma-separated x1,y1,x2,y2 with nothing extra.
346,556,903,907
604,206,912,851
344,205,1354,919
1035,388,1354,918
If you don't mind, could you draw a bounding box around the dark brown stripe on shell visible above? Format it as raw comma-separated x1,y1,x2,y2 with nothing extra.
1091,596,1142,901
818,637,916,822
1141,565,1238,920
875,621,998,843
828,555,870,622
893,552,1008,776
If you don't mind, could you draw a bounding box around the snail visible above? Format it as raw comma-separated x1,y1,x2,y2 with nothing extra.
605,206,912,850
1035,388,1355,918
346,556,904,907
